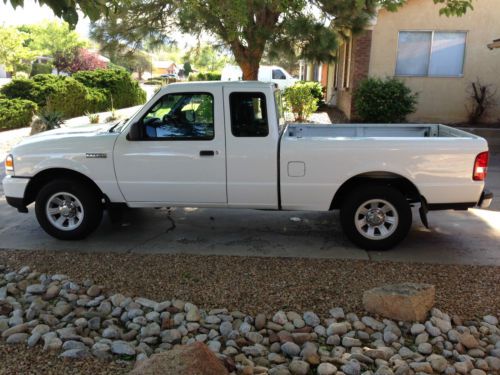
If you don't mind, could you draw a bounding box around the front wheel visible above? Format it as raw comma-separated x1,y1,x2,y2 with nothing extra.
340,186,412,250
35,179,103,240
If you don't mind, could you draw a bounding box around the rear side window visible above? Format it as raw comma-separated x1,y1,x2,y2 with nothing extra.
229,92,269,137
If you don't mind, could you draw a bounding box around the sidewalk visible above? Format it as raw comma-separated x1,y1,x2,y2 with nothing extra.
0,127,30,163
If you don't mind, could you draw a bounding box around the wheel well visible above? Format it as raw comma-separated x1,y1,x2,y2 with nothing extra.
330,172,422,210
24,168,105,206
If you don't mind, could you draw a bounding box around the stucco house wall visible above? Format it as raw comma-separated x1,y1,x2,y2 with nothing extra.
369,0,500,123
311,0,500,123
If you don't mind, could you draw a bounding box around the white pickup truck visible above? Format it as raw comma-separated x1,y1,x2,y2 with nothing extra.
2,81,493,250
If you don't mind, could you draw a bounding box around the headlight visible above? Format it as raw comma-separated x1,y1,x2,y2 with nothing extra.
5,154,14,173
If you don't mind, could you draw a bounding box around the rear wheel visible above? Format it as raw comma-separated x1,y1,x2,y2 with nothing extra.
340,186,412,250
35,179,103,240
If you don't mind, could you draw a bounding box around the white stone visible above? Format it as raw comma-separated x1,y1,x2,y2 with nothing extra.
317,362,337,375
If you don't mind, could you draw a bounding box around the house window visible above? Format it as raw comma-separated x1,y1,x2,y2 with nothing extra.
342,38,351,88
333,48,340,90
313,64,320,81
395,31,466,77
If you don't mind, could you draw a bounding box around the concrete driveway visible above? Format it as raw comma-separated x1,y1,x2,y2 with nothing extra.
1,150,499,266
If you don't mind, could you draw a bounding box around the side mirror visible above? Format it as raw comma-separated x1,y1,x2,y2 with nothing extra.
126,121,142,141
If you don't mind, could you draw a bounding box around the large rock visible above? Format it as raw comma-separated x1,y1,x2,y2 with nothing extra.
30,117,48,136
362,283,435,322
129,342,229,375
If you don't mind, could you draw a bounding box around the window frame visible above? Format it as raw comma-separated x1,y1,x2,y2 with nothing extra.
229,91,270,138
137,91,215,141
395,30,467,78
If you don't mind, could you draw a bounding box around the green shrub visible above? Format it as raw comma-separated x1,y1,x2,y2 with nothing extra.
13,72,30,79
73,69,146,109
45,78,89,118
0,78,42,105
0,99,38,130
31,62,53,76
1,70,146,121
32,74,61,87
0,75,61,107
354,77,418,123
298,81,325,106
85,88,110,113
188,72,221,81
283,82,319,122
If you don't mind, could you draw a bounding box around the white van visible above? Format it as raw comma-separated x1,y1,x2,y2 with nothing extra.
221,65,297,90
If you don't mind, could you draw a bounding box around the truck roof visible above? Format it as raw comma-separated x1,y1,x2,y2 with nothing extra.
163,80,277,91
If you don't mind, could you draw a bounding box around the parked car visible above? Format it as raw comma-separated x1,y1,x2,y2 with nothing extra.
221,65,297,90
3,81,492,249
160,73,178,79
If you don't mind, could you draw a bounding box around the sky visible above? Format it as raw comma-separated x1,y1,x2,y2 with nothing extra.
0,0,203,49
0,0,91,37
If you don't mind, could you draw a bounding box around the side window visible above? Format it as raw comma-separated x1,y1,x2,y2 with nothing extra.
230,92,269,137
272,69,286,80
142,93,214,140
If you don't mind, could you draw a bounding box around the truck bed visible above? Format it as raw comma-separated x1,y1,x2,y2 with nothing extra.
285,124,479,139
280,123,487,211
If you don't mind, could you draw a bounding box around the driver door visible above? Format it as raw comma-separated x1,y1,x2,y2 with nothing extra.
113,87,227,205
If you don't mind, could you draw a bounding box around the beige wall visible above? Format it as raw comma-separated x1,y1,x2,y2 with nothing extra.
369,0,500,123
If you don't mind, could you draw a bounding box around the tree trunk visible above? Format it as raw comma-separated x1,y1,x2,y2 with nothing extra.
240,59,260,80
233,47,263,81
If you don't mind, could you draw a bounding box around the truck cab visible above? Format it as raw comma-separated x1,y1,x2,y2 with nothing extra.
116,82,283,208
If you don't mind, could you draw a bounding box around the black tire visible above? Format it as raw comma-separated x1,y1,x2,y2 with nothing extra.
35,179,103,240
340,185,412,251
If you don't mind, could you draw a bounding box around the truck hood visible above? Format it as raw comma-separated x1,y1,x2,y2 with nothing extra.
12,124,119,155
28,123,112,139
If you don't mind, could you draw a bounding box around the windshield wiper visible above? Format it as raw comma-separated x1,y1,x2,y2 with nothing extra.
109,119,128,133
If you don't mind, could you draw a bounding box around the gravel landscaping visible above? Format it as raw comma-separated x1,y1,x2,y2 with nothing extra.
1,261,499,375
0,251,498,319
0,251,499,374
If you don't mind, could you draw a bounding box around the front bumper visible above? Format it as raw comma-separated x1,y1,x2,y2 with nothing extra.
478,189,493,209
2,175,30,212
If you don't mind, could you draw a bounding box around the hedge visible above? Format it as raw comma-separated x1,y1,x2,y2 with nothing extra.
0,70,146,120
85,88,109,113
0,74,61,107
188,72,221,81
143,79,164,85
0,78,44,106
31,62,53,76
45,78,91,118
0,99,38,130
73,69,146,109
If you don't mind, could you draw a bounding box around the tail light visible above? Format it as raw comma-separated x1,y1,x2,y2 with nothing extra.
473,151,489,181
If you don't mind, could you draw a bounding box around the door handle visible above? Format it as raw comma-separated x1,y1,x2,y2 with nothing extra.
199,150,215,156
